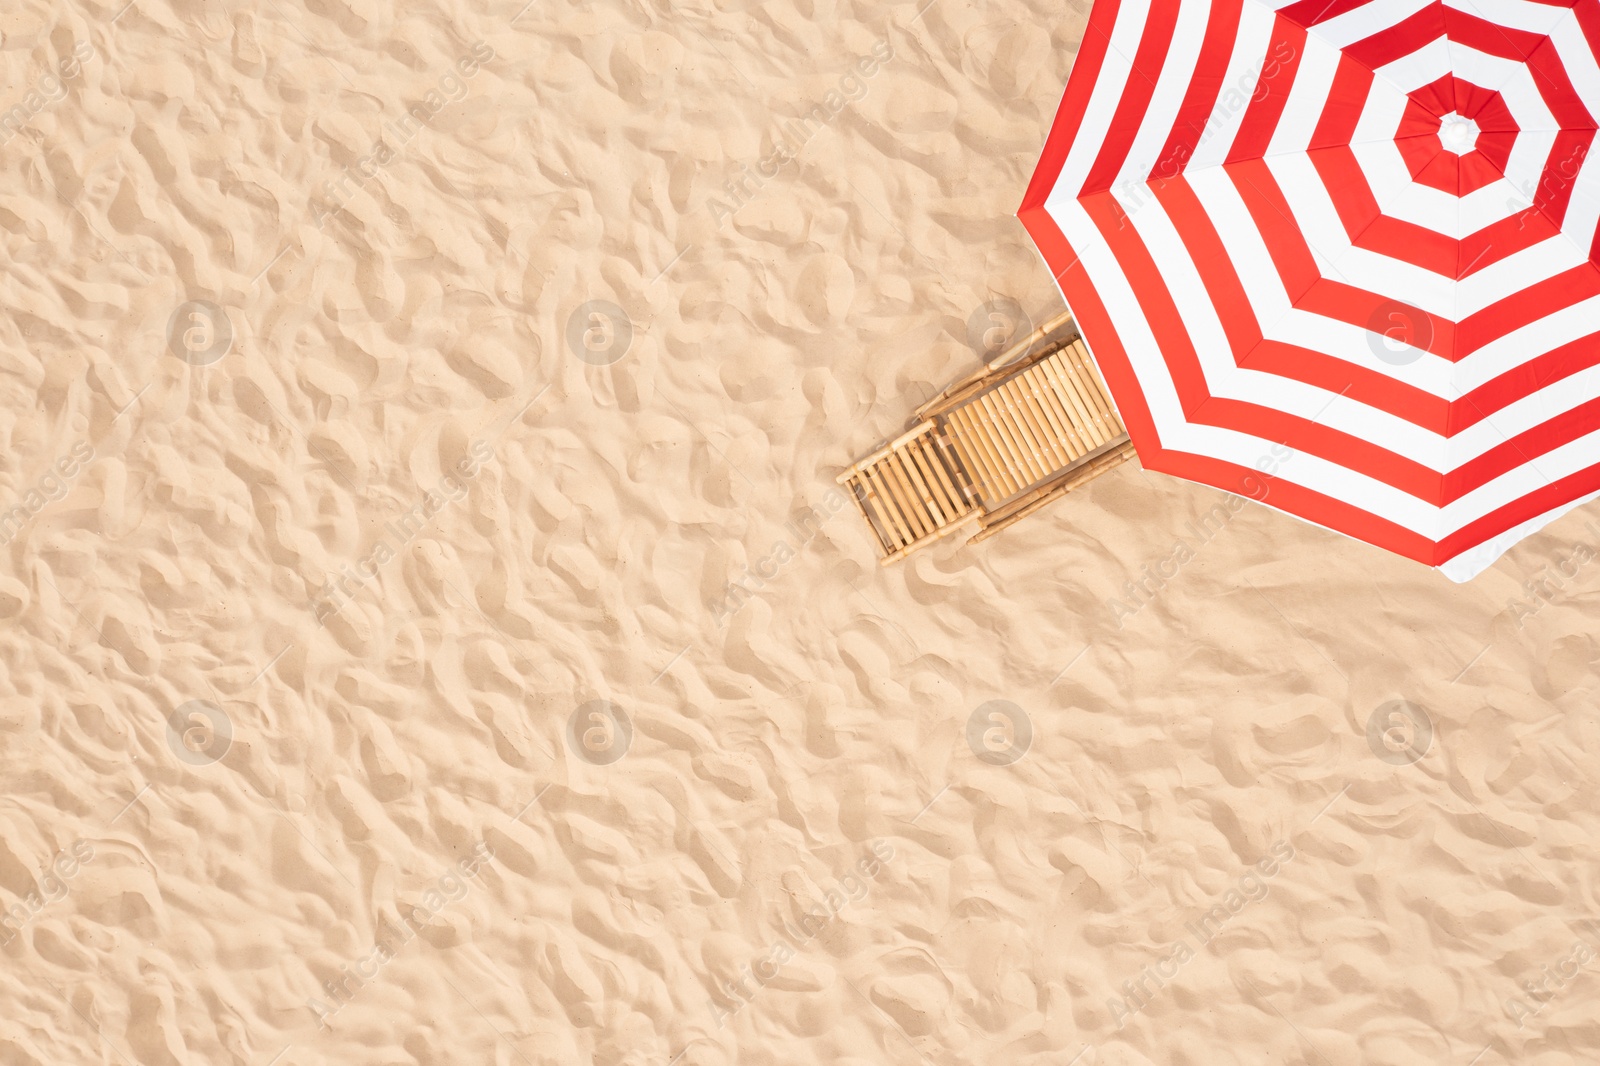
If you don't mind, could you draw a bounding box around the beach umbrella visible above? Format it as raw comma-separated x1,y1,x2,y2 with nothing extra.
1018,0,1600,580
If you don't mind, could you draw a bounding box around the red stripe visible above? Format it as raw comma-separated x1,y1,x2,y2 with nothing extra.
1153,0,1246,177
1523,35,1598,131
1536,129,1597,227
1078,168,1600,451
1457,210,1563,278
1413,147,1460,195
1344,3,1448,70
1276,0,1366,28
1241,333,1450,430
1295,279,1457,364
1411,74,1455,119
1018,0,1123,214
1443,5,1544,60
1456,80,1515,132
1397,135,1453,192
1438,464,1600,565
1457,149,1502,195
1225,157,1320,303
1225,15,1306,163
1167,448,1444,565
1406,80,1516,197
1310,55,1374,150
1399,95,1443,139
1353,214,1461,277
1156,178,1266,354
1469,131,1513,177
1190,394,1441,499
1578,0,1600,58
1067,190,1450,504
1082,189,1213,415
1307,146,1460,277
1459,264,1600,357
1020,198,1600,569
1082,0,1184,194
1447,397,1600,497
1305,147,1380,247
1087,182,1483,504
1455,327,1600,429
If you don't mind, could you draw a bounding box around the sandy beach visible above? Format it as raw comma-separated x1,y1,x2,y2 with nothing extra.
2,0,1599,1063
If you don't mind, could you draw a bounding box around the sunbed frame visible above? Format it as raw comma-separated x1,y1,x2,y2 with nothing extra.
838,310,1135,564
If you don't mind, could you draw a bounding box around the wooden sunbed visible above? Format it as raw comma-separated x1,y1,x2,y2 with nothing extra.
838,310,1135,564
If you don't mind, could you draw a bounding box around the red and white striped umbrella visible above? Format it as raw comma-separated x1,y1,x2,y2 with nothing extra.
1019,0,1600,580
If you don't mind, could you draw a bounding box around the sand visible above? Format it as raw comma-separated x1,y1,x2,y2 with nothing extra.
2,0,1599,1064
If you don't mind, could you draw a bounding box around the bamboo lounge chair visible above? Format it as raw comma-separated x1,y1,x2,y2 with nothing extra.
838,309,1136,564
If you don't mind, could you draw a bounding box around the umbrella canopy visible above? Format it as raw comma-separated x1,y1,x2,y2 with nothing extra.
1018,0,1600,580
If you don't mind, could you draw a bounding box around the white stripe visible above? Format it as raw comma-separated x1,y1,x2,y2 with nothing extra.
1052,197,1450,541
1256,143,1584,320
1266,23,1342,157
1449,46,1561,131
1492,128,1561,213
1455,293,1600,393
1051,0,1155,200
1113,0,1215,188
1440,424,1600,532
1314,0,1435,50
1185,163,1294,325
1349,64,1411,147
1473,360,1600,457
1267,152,1460,312
1126,185,1458,469
1441,488,1600,581
1088,184,1600,471
1563,149,1600,256
1128,157,1594,392
1446,0,1570,36
1455,236,1587,331
1372,39,1561,132
1067,211,1600,544
1188,1,1280,169
1275,307,1457,388
1372,37,1453,97
1551,8,1600,116
1350,133,1558,238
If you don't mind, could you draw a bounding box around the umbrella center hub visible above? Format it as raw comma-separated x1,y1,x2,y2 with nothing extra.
1438,112,1480,156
